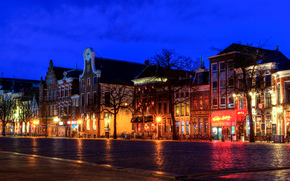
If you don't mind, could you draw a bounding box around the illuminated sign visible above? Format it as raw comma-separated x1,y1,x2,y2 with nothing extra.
237,111,245,115
67,121,77,124
212,116,232,121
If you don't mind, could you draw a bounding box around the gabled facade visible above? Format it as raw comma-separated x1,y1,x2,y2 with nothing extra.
79,48,145,138
39,60,72,136
57,69,82,137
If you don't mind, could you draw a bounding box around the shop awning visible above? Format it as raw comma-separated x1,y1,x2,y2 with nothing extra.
131,115,153,123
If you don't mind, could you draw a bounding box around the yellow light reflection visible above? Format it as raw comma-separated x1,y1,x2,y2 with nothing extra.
105,139,113,163
154,141,164,168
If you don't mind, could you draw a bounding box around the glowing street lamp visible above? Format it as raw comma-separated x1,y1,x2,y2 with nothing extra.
156,116,162,140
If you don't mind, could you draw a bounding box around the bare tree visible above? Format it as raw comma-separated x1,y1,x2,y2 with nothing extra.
216,43,274,142
149,49,199,140
100,84,133,139
18,98,37,136
0,95,15,136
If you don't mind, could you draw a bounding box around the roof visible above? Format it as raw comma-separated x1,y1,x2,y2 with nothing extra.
0,77,39,94
52,66,72,80
135,64,166,79
94,57,146,85
65,69,83,78
218,43,290,69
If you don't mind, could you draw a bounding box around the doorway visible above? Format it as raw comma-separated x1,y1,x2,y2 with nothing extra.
212,127,222,140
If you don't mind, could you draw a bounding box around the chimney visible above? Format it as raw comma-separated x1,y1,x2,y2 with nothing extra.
275,46,279,51
145,60,149,66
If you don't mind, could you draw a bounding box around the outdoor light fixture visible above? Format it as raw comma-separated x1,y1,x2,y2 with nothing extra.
54,118,59,123
77,120,82,124
233,93,236,97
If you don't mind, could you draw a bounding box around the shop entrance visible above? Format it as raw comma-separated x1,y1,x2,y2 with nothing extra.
212,127,222,140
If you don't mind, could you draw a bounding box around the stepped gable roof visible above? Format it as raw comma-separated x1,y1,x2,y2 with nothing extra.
65,69,83,78
52,66,72,80
218,43,290,69
94,57,146,86
0,77,39,93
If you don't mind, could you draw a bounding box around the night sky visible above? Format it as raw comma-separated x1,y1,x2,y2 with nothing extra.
1,0,290,80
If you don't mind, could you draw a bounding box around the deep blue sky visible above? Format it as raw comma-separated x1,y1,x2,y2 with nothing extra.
1,0,290,80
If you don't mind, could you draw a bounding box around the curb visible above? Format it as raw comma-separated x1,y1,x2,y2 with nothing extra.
0,150,180,180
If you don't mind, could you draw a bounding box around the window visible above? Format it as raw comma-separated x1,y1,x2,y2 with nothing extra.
205,96,209,109
277,84,281,105
265,75,271,87
94,77,97,85
199,96,203,110
87,92,90,106
228,60,234,71
158,102,162,114
105,92,110,107
87,64,91,73
86,114,90,130
181,92,184,98
51,92,54,101
265,93,271,107
176,121,179,133
181,121,184,134
213,81,217,89
185,101,189,116
255,76,261,88
176,93,179,98
164,102,167,114
239,98,244,110
193,98,197,110
229,78,234,88
82,79,85,87
60,88,62,97
256,95,261,108
198,73,203,84
181,103,184,116
93,113,96,130
87,78,91,87
47,92,50,101
212,64,217,73
186,92,189,97
228,96,234,108
176,103,179,116
284,82,290,104
81,94,84,106
220,80,226,89
66,88,69,97
55,91,57,100
143,86,147,94
220,62,225,72
94,92,97,104
213,98,218,108
186,121,189,135
247,78,252,87
220,97,226,108
137,87,141,94
238,79,243,89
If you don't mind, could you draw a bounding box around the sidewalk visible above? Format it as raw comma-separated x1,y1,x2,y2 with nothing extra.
0,151,174,181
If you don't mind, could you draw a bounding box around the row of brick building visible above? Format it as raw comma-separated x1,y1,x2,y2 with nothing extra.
2,43,290,140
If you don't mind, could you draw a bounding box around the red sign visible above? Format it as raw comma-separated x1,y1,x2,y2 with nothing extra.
237,111,245,115
212,116,232,122
258,103,263,109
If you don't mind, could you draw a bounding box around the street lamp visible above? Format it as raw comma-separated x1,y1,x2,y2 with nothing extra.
54,118,59,137
156,116,162,140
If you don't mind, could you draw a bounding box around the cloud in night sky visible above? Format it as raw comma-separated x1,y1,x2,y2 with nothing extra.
0,0,290,80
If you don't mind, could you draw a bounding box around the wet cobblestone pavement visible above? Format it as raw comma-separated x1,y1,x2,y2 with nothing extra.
1,137,290,180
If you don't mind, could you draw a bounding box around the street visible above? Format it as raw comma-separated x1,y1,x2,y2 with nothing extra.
1,137,290,180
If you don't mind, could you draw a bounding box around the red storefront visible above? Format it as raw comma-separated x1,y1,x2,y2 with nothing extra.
211,110,247,140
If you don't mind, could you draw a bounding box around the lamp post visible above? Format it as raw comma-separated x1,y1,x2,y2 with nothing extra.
156,116,162,140
54,118,59,137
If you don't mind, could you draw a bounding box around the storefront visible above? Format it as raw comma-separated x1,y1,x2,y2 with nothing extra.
211,110,247,140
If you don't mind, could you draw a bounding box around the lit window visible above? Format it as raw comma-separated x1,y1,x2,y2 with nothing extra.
176,103,180,116
228,97,234,108
87,78,91,87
